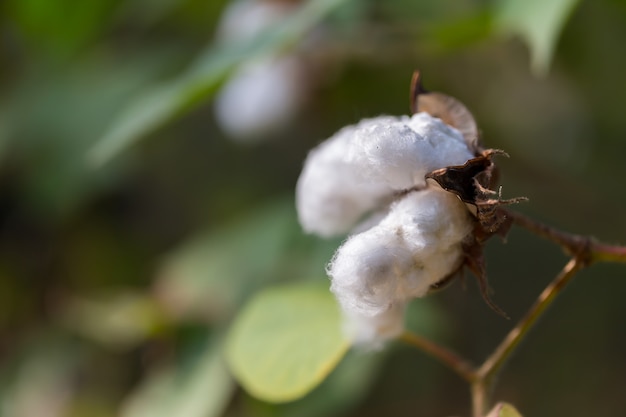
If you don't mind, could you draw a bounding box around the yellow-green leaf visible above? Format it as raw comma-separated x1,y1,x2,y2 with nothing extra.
486,402,524,417
494,0,580,76
226,283,349,403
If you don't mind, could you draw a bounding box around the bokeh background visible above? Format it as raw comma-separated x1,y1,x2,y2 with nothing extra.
1,0,626,416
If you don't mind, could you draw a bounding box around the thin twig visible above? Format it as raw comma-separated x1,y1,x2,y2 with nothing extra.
505,209,626,263
470,380,488,417
477,257,584,381
399,209,626,416
400,331,476,382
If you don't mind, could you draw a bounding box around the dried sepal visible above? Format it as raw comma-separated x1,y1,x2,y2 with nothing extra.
425,149,527,317
410,71,480,152
462,235,509,318
426,149,527,240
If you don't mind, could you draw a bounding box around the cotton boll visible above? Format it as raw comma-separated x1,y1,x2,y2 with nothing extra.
351,113,474,189
328,188,473,345
328,224,416,316
296,121,394,237
214,57,305,140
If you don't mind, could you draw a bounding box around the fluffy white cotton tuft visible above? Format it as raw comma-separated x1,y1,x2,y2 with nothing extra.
350,113,474,190
328,187,472,345
296,118,397,237
296,113,474,237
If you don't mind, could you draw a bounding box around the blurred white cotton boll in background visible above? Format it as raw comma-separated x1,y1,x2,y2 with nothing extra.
214,56,306,140
213,0,310,141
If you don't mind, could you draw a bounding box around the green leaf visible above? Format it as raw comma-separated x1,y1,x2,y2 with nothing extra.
486,402,524,417
226,282,350,403
89,0,353,167
120,335,234,417
57,291,167,350
494,0,580,76
276,348,384,417
0,334,84,417
155,198,298,320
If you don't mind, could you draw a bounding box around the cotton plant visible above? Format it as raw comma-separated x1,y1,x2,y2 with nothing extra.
296,72,519,346
227,72,626,417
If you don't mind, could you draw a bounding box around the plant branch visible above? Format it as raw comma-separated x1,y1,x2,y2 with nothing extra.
504,209,626,263
400,209,626,416
400,330,476,383
476,256,584,381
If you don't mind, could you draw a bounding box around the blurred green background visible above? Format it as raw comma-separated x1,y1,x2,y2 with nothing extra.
1,0,626,416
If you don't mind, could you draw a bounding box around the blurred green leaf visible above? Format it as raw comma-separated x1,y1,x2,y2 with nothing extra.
226,282,349,403
120,335,235,417
0,335,83,417
7,0,115,57
120,335,234,417
431,10,493,50
154,198,298,321
89,0,354,166
58,292,167,350
0,50,178,217
486,402,524,417
275,348,384,417
494,0,580,75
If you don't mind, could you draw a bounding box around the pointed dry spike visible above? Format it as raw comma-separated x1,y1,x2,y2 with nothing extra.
463,246,509,319
472,265,509,319
410,70,428,114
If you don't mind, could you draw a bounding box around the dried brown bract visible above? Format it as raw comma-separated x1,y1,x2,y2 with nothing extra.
412,71,527,316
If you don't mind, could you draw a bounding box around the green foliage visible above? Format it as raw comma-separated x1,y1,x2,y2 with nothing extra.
226,283,350,402
89,0,354,167
494,0,580,75
120,336,234,417
155,198,338,321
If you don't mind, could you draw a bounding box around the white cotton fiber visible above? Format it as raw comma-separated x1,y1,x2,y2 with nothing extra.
296,119,396,237
328,187,473,345
350,113,474,190
296,110,478,346
296,114,474,237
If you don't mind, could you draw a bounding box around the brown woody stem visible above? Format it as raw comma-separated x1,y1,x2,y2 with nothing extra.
400,330,476,383
504,209,626,264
